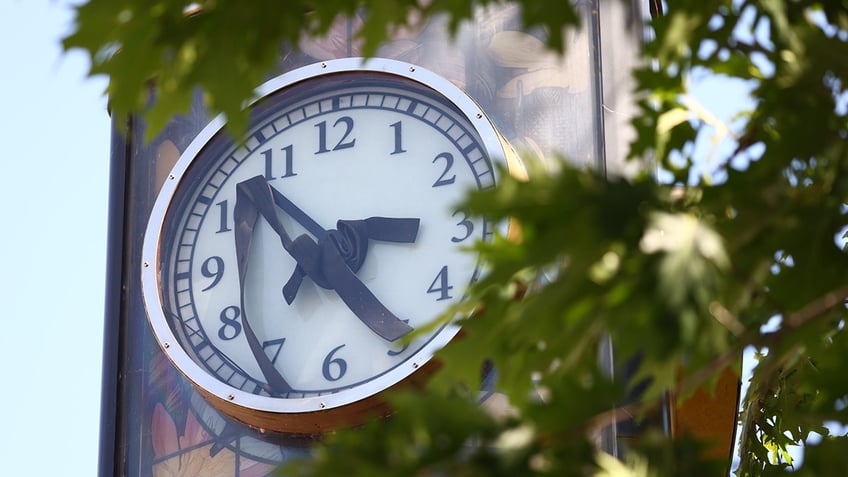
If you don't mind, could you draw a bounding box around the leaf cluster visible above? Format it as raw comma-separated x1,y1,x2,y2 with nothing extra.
280,0,848,474
631,0,848,474
278,158,741,476
63,0,577,140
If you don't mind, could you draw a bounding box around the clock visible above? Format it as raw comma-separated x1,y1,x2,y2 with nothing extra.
141,58,514,433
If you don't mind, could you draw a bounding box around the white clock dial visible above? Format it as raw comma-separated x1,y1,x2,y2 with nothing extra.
142,58,509,426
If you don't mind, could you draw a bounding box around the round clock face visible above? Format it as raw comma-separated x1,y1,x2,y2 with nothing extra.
142,58,508,429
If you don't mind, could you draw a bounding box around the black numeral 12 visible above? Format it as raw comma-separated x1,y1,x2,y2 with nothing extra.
315,116,356,154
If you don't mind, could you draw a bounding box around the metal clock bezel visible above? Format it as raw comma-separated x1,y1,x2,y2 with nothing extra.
141,57,509,421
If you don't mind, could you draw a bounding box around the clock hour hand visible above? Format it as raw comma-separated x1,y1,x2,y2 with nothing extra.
281,216,421,305
236,175,417,342
267,185,420,301
263,182,422,291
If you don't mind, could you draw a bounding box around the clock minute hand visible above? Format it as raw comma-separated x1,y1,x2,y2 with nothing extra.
236,175,416,342
270,185,326,239
285,233,415,342
232,181,295,395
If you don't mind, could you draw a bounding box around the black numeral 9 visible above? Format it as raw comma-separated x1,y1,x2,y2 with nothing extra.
201,256,225,291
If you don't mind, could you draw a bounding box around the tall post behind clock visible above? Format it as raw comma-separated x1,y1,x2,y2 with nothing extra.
98,3,660,476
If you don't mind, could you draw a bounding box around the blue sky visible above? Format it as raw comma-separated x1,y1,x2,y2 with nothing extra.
1,0,109,473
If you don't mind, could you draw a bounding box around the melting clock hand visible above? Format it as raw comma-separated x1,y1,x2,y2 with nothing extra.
283,232,415,341
232,179,295,395
235,175,418,342
281,217,420,304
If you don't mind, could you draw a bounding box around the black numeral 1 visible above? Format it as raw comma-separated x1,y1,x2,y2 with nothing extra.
390,121,406,155
215,200,231,233
427,266,453,301
263,146,296,180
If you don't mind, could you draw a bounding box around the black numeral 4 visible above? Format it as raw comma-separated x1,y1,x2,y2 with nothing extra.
427,266,453,301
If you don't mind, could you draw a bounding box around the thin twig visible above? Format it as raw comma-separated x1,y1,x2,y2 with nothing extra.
784,283,848,328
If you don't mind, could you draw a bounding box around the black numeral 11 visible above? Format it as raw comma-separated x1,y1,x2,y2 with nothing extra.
262,146,296,180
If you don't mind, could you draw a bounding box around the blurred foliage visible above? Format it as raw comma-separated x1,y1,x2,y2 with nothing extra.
61,0,577,139
64,0,848,475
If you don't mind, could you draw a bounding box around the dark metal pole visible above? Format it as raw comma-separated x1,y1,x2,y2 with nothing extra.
97,116,131,477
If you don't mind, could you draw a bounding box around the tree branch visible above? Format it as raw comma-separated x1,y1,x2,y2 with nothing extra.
783,283,848,328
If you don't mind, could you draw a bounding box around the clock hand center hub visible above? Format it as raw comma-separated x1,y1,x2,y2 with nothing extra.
300,221,369,290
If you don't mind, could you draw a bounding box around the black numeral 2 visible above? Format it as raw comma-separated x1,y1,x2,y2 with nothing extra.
432,152,456,187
